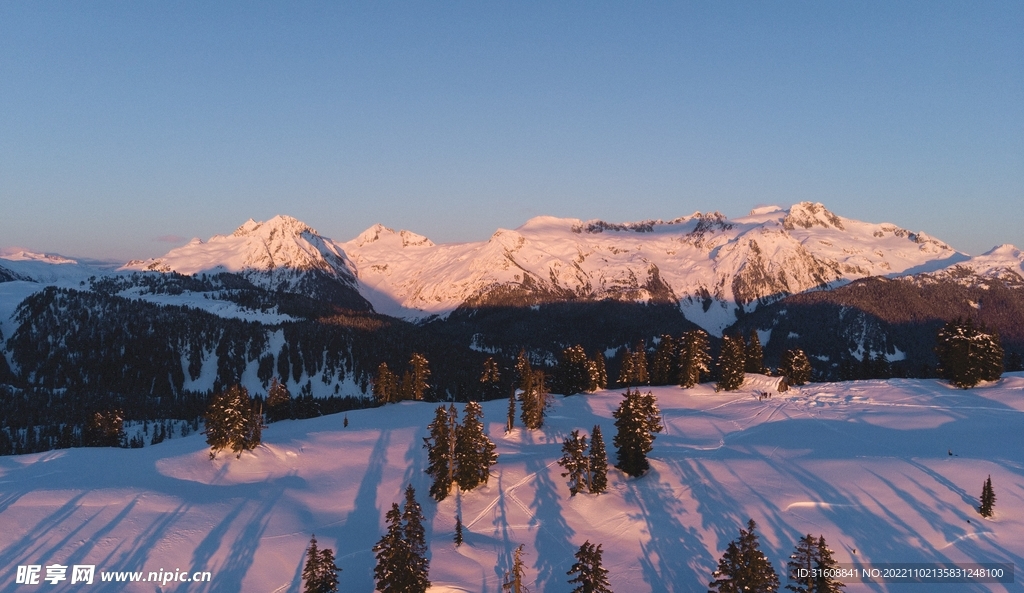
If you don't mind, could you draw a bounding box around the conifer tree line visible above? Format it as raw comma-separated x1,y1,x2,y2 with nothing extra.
374,352,432,403
301,534,340,593
709,519,845,593
557,425,609,496
373,485,430,593
424,402,497,501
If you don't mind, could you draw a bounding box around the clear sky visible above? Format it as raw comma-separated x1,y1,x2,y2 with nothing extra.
1,2,1021,261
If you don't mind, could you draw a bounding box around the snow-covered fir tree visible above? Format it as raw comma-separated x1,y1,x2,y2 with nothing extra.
650,335,678,386
454,401,498,491
612,389,663,477
589,351,608,391
558,429,590,496
716,335,746,391
617,347,637,387
779,349,812,386
373,362,399,404
589,424,608,494
936,318,1004,388
567,540,613,593
557,345,592,395
408,353,431,400
679,329,711,388
454,512,464,547
83,408,125,447
507,387,517,433
785,534,844,593
266,377,292,422
424,405,456,501
709,519,779,593
745,331,765,374
302,534,340,593
979,475,996,518
204,385,262,459
520,370,547,430
481,357,503,399
402,485,430,591
372,489,430,593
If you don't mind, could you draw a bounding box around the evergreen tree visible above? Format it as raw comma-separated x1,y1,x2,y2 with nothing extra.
481,357,503,399
373,503,413,593
454,401,498,491
409,353,431,400
507,387,517,433
303,534,340,593
557,345,592,395
979,475,996,518
679,330,712,388
590,351,608,391
84,408,125,447
402,485,430,592
745,331,765,374
204,385,261,459
520,370,547,430
557,429,590,496
937,318,1005,388
779,349,812,386
589,424,608,494
813,536,844,593
716,335,746,391
617,347,637,387
503,544,527,593
424,405,456,501
516,349,533,393
612,389,663,477
709,519,779,593
373,362,399,404
266,377,292,422
650,335,679,386
632,342,649,386
454,512,464,547
567,540,613,593
785,534,817,593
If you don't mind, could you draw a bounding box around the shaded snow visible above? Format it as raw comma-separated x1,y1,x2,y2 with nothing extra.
3,377,1023,591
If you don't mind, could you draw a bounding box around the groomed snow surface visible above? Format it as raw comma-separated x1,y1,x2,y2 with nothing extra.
2,375,1024,592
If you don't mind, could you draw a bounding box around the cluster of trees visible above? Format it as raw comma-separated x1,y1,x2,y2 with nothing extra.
301,535,340,593
618,330,714,388
204,385,263,459
373,353,432,403
500,541,613,593
552,345,608,395
612,389,663,477
373,486,430,593
423,402,498,501
936,318,1004,388
557,426,609,496
514,351,550,429
709,519,844,593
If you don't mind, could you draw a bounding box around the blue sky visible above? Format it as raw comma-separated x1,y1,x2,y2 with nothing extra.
1,2,1021,261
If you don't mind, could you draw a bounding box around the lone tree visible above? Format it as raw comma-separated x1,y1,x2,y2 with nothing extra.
520,370,548,430
567,540,613,593
558,429,591,496
679,329,712,388
502,544,527,593
979,475,996,518
302,534,340,593
786,534,844,593
589,424,609,494
779,349,812,386
717,335,746,391
454,512,464,547
612,389,663,477
454,401,498,491
709,519,780,593
936,318,1004,388
204,385,263,459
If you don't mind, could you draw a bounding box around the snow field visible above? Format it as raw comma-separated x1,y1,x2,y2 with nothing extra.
1,376,1023,591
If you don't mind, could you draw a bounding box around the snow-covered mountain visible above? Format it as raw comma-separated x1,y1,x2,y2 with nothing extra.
924,244,1024,286
121,215,369,309
342,203,965,333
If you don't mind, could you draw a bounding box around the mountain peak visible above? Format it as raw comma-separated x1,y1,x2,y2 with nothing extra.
783,202,844,230
232,214,314,239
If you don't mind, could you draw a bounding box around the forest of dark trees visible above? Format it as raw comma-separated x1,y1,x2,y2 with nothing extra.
1,269,1022,455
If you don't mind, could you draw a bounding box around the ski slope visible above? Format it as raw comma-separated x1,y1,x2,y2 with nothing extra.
1,375,1023,592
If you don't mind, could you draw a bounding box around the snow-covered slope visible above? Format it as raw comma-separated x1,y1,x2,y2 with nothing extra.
2,376,1022,592
343,203,964,333
122,215,360,296
928,244,1024,286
